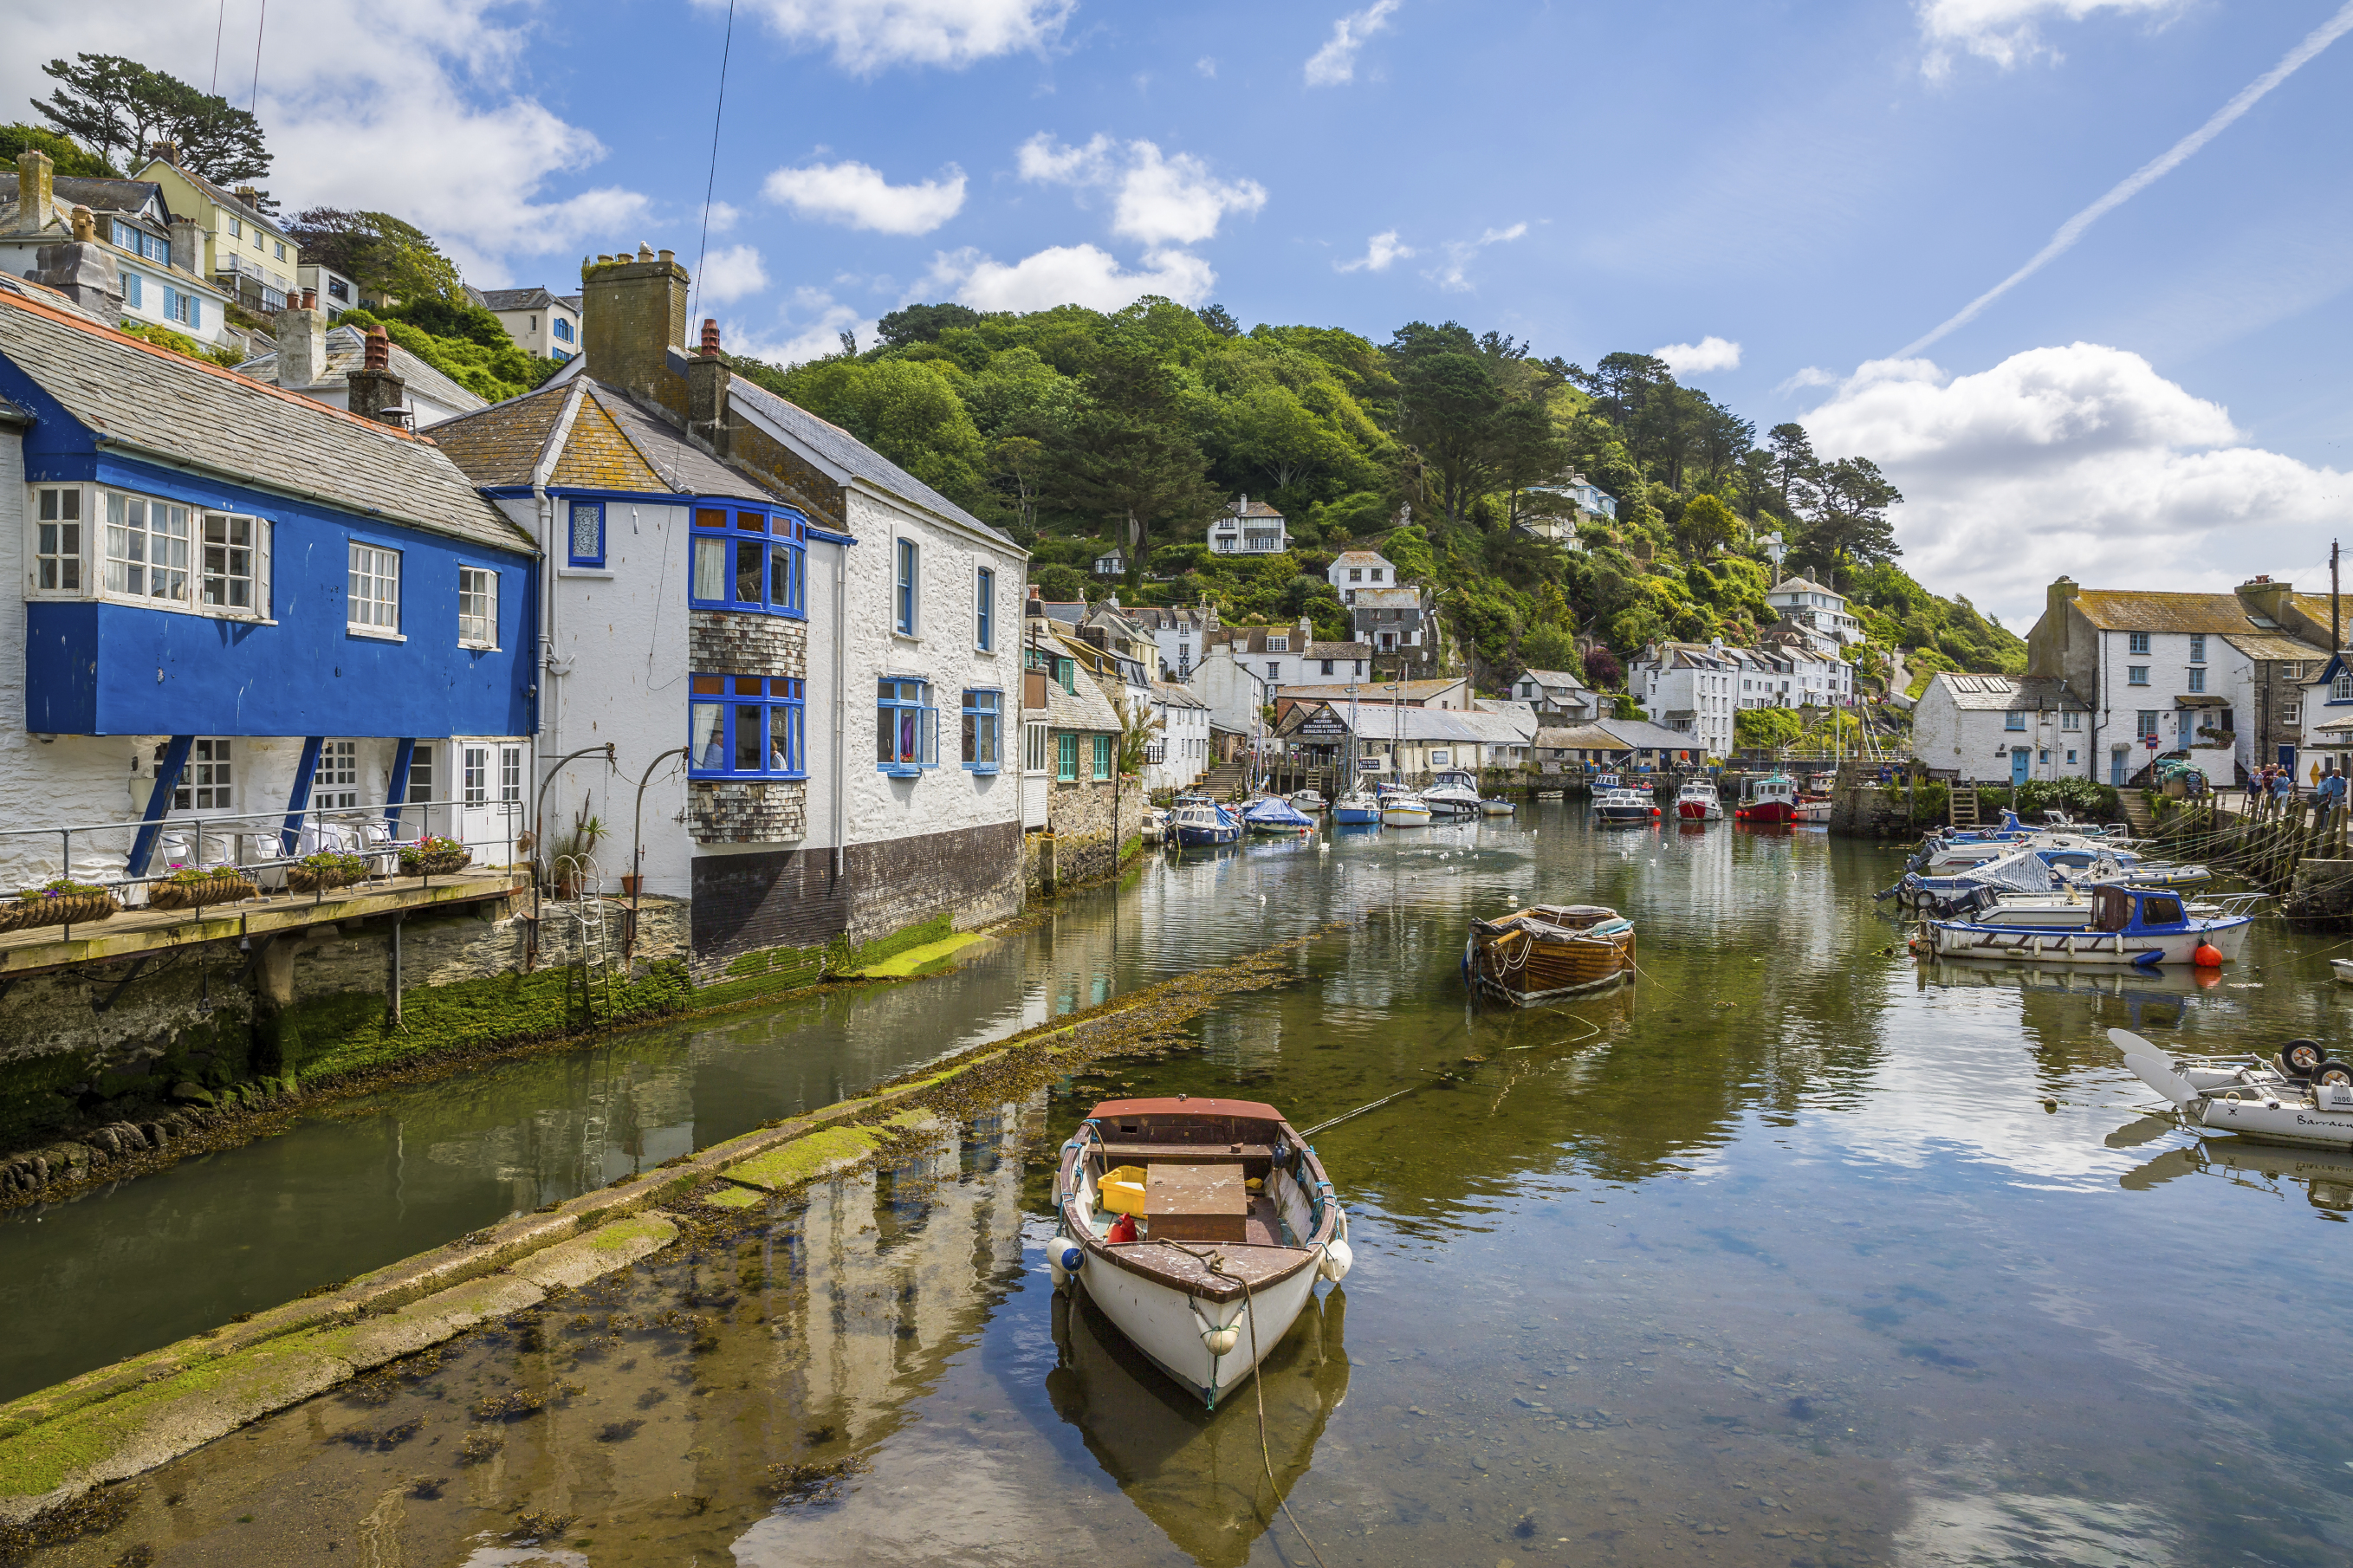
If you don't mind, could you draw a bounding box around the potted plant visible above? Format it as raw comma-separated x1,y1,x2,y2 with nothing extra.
399,834,472,877
6,877,120,930
287,850,371,893
146,862,260,910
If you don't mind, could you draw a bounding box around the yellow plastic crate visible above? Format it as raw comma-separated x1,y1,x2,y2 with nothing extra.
1099,1164,1148,1215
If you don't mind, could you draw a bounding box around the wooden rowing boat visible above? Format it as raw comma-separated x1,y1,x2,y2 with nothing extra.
1463,904,1637,1004
1049,1097,1352,1410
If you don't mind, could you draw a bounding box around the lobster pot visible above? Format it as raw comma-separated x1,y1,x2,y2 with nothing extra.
1467,905,1637,1005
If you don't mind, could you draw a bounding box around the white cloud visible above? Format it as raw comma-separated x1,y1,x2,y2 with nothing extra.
717,0,1073,73
1306,0,1401,86
922,244,1216,312
763,159,968,235
1916,0,2178,75
698,244,769,304
1018,134,1267,246
0,0,651,288
726,287,876,367
1802,343,2348,624
704,202,742,234
1424,222,1527,291
1196,56,1219,77
1653,336,1743,375
1777,366,1842,393
1336,230,1414,273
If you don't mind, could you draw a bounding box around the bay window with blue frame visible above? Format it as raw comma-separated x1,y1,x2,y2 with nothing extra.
689,674,806,778
878,679,938,774
689,504,807,615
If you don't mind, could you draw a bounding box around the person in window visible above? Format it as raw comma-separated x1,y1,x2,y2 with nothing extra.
770,742,788,772
701,737,726,770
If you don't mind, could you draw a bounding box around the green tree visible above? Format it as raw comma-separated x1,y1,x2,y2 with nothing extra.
288,210,465,303
1196,303,1241,338
1042,347,1223,593
35,55,269,186
1800,457,1904,576
1766,423,1818,517
1394,351,1503,526
0,122,118,177
1518,621,1583,677
1676,493,1740,557
877,301,982,348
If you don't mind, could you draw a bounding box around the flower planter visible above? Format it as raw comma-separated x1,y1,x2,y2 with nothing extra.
8,891,120,930
286,866,365,893
400,848,472,878
147,874,259,911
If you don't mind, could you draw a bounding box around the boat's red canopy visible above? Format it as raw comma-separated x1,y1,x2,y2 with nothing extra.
1086,1096,1283,1122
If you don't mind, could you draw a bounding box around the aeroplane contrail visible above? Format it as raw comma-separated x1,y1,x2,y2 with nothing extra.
1895,0,2353,360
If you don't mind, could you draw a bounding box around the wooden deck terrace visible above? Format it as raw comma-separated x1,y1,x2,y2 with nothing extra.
0,870,529,977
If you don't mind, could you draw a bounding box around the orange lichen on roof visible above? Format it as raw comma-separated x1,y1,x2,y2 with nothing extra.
551,392,665,491
2070,590,2265,633
425,385,568,488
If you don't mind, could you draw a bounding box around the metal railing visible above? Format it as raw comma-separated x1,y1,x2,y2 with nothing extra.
0,797,524,943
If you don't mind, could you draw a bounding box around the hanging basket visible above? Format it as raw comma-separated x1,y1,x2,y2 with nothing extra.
147,873,259,911
399,843,472,878
287,852,372,894
9,891,120,930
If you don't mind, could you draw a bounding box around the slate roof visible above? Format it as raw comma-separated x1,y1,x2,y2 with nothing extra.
1035,658,1123,734
1924,673,2089,712
134,158,286,236
0,284,531,554
1769,575,1844,599
1286,704,1527,745
0,174,171,225
1515,668,1590,690
1352,586,1423,610
1533,721,1704,754
429,379,775,503
1152,680,1209,709
2223,632,2329,663
236,324,483,415
472,287,567,313
2070,589,2273,634
1328,550,1392,571
1227,499,1284,519
1276,677,1465,705
682,349,1017,547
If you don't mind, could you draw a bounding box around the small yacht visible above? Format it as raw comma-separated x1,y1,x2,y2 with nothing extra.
1287,788,1327,814
1166,796,1241,849
1675,778,1723,821
1332,787,1383,826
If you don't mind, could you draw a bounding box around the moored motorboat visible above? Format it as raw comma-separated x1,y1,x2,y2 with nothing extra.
1423,768,1483,819
1675,778,1722,821
2335,957,2353,986
1168,797,1241,848
1331,788,1382,826
1921,884,2252,968
1380,792,1433,827
1240,795,1315,834
1287,789,1326,814
1463,904,1637,1004
1793,796,1831,824
1734,773,1797,824
1478,796,1516,816
1048,1096,1352,1409
1141,805,1167,845
1591,786,1659,825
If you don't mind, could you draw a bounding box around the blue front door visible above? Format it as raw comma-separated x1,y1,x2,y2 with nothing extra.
2281,745,2297,771
2011,748,2031,787
2111,748,2128,787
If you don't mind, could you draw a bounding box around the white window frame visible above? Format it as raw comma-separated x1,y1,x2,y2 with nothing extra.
165,738,237,813
461,744,490,806
30,485,86,594
199,511,261,612
348,541,402,638
317,739,360,810
458,566,498,649
104,490,191,605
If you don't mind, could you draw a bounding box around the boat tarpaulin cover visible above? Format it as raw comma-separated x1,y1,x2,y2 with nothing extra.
1241,796,1315,828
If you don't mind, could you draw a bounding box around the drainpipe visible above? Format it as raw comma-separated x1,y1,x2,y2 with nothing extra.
833,537,847,887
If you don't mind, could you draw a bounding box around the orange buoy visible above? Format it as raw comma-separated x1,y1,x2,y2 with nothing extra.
2193,943,2224,969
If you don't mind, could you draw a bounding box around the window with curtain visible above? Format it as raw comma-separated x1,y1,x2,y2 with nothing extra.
963,690,1001,771
875,679,937,774
689,506,806,616
568,501,604,567
690,675,807,777
896,537,919,634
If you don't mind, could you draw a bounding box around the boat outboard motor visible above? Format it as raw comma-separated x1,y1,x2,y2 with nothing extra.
1269,1139,1293,1170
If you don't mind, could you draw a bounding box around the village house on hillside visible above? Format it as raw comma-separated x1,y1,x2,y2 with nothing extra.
1209,495,1287,554
237,292,486,425
1325,549,1397,602
133,147,301,318
0,151,242,356
429,243,1029,971
2019,574,2330,786
1629,642,1738,759
468,285,580,363
1508,668,1598,724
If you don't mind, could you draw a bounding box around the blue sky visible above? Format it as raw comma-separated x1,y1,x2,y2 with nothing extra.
12,0,2351,621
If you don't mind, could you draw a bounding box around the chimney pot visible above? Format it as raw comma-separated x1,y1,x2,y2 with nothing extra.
658,249,675,267
150,139,177,164
12,150,55,236
363,327,391,372
347,327,407,426
277,289,327,389
299,287,316,311
637,242,655,262
700,317,721,357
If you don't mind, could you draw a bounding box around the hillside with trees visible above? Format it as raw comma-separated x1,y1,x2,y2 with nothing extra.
732,299,2023,700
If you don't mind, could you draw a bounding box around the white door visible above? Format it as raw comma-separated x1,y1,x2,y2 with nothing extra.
452,739,528,865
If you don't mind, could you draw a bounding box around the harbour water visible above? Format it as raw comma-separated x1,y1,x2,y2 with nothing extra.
15,804,2353,1565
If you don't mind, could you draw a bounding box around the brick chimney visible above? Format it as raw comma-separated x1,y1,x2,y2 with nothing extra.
168,216,202,275
28,204,122,324
1297,614,1313,650
346,327,407,425
275,287,327,389
2236,575,2296,627
582,241,689,406
685,315,731,455
10,150,54,235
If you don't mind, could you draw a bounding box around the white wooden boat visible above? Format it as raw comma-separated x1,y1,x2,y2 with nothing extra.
2116,1028,2353,1152
1049,1096,1352,1409
2333,958,2353,986
1674,779,1722,821
1381,793,1433,826
1141,806,1167,845
1922,884,2251,968
1478,796,1515,816
1287,789,1326,813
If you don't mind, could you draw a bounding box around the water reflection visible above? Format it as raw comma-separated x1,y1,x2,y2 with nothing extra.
1047,1286,1349,1568
2120,1135,2353,1216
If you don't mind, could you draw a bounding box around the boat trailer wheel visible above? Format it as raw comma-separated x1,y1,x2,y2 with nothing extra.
2315,1061,2353,1089
2281,1040,2327,1076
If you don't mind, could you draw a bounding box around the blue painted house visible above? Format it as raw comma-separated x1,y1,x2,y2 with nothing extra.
0,275,537,883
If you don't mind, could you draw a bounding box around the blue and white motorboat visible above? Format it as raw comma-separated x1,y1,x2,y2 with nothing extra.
1922,884,2252,969
1894,843,2212,914
1241,795,1316,834
1332,788,1383,826
1168,797,1241,848
1591,786,1658,826
1423,768,1483,819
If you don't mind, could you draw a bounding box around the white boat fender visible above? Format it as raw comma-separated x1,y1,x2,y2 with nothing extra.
1319,1237,1354,1282
1047,1235,1086,1288
1201,1321,1241,1357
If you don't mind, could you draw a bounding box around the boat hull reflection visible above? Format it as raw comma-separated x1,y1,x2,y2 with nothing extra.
1047,1283,1350,1568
